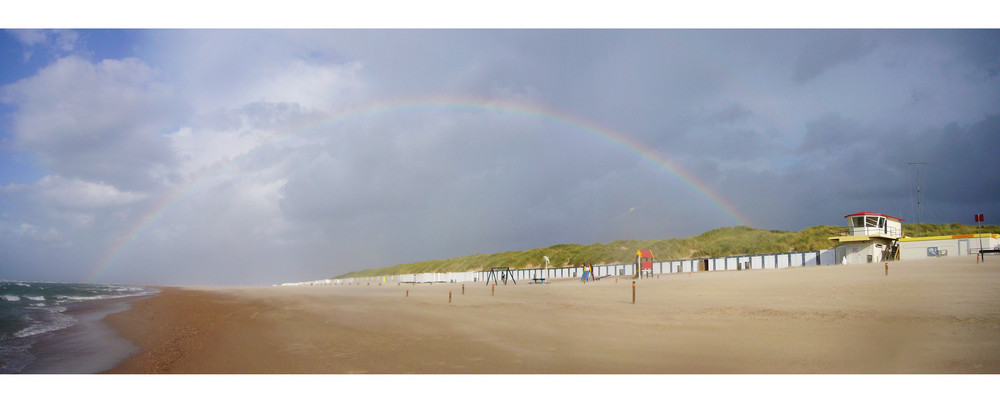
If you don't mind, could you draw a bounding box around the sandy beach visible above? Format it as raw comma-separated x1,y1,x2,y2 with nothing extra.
103,256,1000,374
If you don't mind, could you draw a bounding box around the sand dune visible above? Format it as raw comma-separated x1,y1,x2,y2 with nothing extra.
104,256,1000,373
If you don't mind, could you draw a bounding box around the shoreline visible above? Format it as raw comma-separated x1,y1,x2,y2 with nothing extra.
104,256,1000,374
21,296,138,373
4,286,156,374
103,287,241,373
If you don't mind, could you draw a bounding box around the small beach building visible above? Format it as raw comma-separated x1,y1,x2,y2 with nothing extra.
635,249,654,278
829,211,904,265
898,233,1000,260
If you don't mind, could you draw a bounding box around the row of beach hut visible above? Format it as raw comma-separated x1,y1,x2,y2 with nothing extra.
283,248,838,286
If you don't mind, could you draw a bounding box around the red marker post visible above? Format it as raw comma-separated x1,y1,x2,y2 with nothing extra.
449,291,452,303
632,281,636,304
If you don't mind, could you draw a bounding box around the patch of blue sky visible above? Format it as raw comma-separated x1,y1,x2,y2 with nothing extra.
0,151,45,186
75,29,143,61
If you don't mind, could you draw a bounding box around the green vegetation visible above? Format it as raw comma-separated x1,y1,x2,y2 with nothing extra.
902,222,1000,237
335,223,1000,279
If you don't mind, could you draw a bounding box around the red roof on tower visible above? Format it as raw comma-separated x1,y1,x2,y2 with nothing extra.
844,211,905,221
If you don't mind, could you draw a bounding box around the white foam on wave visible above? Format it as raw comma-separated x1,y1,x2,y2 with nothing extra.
61,295,106,301
2,295,21,302
14,307,76,338
24,295,45,301
59,288,156,302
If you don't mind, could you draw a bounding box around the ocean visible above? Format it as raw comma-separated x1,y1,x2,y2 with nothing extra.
0,281,157,374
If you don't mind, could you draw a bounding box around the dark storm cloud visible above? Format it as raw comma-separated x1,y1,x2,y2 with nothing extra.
799,113,866,152
794,30,877,83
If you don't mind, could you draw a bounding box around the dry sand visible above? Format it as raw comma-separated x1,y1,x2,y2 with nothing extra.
104,255,1000,374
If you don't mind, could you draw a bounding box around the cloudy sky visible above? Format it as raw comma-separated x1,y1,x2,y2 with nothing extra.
1,28,998,285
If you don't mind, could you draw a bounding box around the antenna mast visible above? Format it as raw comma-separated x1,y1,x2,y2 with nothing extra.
909,162,927,236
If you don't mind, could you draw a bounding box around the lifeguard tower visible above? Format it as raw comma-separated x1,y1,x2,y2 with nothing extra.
829,211,903,265
634,249,654,279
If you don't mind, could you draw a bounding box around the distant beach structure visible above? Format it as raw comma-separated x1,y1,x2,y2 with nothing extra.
899,233,1000,259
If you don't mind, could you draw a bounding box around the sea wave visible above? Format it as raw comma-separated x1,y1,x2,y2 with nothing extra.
59,293,143,301
59,295,105,301
13,307,76,338
0,282,156,373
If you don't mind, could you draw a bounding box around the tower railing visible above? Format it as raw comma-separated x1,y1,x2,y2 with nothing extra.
847,226,902,238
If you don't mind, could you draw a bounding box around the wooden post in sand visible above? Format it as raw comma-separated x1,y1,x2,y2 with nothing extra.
449,291,452,303
406,289,409,297
632,281,636,304
462,284,465,295
492,284,495,296
885,262,888,276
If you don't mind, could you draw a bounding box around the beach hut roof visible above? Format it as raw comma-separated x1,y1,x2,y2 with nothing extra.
636,249,654,258
844,211,904,221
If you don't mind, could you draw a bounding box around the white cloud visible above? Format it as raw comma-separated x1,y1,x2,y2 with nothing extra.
32,175,146,209
181,58,366,113
10,29,47,46
0,56,177,189
254,60,366,111
9,29,79,60
9,222,62,243
143,31,373,114
0,175,144,237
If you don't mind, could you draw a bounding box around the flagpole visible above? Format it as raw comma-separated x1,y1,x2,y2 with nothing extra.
979,214,984,253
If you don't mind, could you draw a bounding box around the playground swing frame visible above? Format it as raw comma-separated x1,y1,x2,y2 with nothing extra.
483,267,517,286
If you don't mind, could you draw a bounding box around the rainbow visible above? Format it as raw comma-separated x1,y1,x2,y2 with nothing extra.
89,95,753,282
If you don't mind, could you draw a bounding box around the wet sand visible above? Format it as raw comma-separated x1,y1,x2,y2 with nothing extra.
104,256,1000,373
